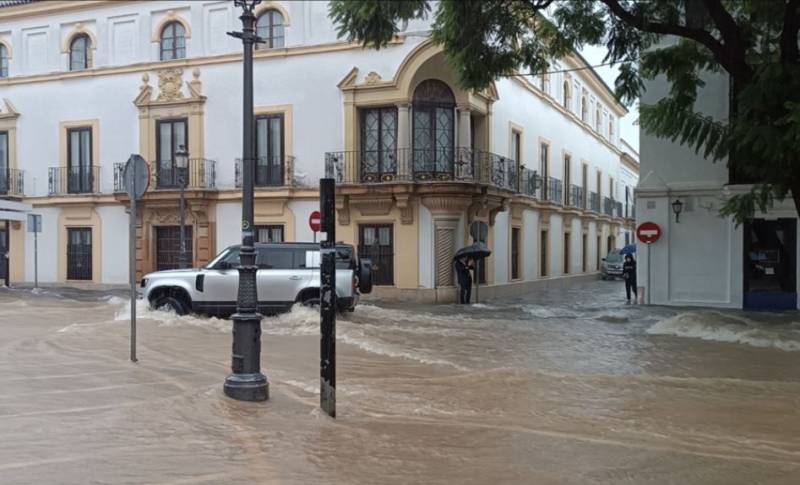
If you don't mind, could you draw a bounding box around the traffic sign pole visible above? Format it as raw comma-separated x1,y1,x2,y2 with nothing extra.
124,154,150,363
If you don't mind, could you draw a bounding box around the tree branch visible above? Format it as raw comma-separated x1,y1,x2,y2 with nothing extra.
599,0,735,74
781,0,800,63
701,0,751,78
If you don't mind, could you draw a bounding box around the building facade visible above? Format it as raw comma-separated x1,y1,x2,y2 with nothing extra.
638,55,796,310
1,0,636,300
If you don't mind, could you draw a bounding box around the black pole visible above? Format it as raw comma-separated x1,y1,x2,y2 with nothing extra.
320,178,336,417
224,0,268,402
179,176,187,269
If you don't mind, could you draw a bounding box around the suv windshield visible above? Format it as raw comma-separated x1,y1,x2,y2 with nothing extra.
605,251,623,263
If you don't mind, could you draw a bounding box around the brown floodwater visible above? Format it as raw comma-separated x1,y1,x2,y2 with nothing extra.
1,283,799,484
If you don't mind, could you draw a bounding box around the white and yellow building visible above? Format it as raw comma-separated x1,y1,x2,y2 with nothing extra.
0,0,637,300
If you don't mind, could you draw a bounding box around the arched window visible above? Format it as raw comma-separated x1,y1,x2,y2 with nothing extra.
562,81,571,110
580,96,587,122
69,34,91,71
256,10,284,48
595,107,601,132
0,44,8,78
609,118,614,139
412,79,456,179
541,74,550,95
160,21,186,61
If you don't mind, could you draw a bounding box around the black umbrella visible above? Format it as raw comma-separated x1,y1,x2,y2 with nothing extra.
453,242,492,261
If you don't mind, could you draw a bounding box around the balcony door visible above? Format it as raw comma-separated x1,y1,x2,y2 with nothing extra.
156,118,187,189
67,128,92,194
360,107,397,182
0,131,7,195
67,227,92,280
256,114,284,186
412,79,455,179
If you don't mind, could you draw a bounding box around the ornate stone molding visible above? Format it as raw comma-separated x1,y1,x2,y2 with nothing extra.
157,68,185,101
488,198,510,226
422,195,473,216
351,196,394,216
364,71,382,84
394,194,414,225
0,98,20,120
335,196,350,226
510,203,525,222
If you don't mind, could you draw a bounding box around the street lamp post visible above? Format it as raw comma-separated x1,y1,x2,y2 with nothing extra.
175,145,189,269
224,0,268,402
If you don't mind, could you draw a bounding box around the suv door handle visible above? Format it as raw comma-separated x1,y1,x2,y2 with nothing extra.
289,276,303,280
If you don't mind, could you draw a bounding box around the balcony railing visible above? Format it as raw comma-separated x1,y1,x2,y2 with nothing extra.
325,148,520,192
625,203,636,219
546,177,563,204
569,185,585,209
48,166,100,195
0,169,24,197
235,156,296,188
615,201,624,218
113,158,216,192
589,192,600,212
603,197,616,216
520,168,541,199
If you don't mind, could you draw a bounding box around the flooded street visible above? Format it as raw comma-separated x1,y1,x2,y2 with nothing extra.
1,282,800,484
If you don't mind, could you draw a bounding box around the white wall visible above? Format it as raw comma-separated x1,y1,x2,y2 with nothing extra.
289,199,319,242
24,207,60,283
418,204,433,288
548,214,564,276
215,201,241,251
97,205,129,284
523,209,538,279
493,211,509,284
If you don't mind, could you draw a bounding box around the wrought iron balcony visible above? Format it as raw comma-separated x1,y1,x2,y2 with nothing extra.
0,168,24,197
603,197,616,216
589,191,600,212
113,158,216,192
569,184,585,209
545,177,563,205
48,166,100,195
235,156,296,188
615,201,624,218
324,148,520,192
520,168,541,199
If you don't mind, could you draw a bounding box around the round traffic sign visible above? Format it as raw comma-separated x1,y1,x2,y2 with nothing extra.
123,154,150,200
637,221,661,244
309,210,321,232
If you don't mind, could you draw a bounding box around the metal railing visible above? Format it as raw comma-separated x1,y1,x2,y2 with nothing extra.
589,192,600,212
0,169,24,197
235,156,296,188
48,166,100,195
520,168,541,199
324,148,519,191
546,177,563,204
569,185,585,209
113,158,217,192
615,201,624,218
603,196,615,216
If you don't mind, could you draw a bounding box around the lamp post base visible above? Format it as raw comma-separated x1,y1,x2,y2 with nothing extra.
224,372,269,401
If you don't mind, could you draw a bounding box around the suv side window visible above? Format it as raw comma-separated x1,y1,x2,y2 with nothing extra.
215,248,240,268
256,247,302,269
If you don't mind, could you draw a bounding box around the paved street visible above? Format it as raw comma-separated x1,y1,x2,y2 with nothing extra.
1,283,800,484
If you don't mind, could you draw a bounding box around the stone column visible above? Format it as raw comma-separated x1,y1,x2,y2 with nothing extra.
397,103,411,180
457,105,472,179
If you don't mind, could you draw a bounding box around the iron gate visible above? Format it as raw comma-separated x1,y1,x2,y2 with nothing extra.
358,224,394,286
156,226,193,271
66,227,92,280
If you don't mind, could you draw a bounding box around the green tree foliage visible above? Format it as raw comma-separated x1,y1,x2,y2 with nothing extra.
329,0,800,224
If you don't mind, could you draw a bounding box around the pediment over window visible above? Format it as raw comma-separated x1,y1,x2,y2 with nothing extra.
134,68,205,107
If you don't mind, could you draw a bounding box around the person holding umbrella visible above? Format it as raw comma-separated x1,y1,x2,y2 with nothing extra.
454,256,473,304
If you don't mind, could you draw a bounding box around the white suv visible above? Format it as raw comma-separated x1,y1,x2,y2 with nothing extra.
140,242,372,316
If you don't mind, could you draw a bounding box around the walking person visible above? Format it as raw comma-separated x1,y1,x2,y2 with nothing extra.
454,256,473,304
623,254,638,304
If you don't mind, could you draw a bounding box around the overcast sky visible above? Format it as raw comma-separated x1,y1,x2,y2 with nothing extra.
580,44,640,152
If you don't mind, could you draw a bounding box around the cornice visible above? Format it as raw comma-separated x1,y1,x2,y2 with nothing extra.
0,1,133,21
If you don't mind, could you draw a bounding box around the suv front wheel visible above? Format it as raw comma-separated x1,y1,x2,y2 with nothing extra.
153,295,190,315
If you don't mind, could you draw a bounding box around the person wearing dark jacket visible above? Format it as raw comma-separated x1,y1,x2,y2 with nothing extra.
454,257,473,304
622,254,637,303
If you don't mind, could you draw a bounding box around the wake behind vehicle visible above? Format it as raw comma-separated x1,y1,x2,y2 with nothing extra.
140,242,372,317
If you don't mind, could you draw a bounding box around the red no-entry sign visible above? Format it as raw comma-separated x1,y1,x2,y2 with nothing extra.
309,210,321,232
637,221,661,244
